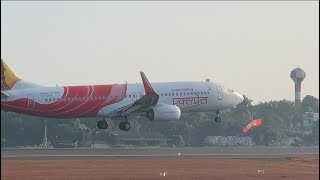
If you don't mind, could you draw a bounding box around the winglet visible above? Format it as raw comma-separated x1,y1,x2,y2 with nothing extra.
140,71,156,94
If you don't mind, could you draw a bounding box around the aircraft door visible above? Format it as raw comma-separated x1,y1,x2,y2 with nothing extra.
27,94,35,110
216,86,223,100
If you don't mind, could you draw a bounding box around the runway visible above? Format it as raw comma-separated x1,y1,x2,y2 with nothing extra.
2,147,318,180
1,146,319,160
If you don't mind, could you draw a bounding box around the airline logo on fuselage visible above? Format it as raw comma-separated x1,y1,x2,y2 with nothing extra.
173,96,208,109
170,88,209,109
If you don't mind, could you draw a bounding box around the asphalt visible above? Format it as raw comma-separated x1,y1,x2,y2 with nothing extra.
1,146,319,160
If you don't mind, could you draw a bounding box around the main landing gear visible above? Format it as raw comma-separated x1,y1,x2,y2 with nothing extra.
97,118,131,131
119,122,131,131
214,110,221,122
97,119,109,129
119,116,131,131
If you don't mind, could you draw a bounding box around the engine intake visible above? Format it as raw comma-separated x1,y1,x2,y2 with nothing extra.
147,104,181,121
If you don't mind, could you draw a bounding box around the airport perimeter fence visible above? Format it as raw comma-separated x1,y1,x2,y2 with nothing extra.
203,136,255,147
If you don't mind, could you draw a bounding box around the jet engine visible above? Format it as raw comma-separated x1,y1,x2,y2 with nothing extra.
146,104,181,121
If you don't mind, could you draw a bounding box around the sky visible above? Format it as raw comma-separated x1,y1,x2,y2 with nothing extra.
1,1,319,104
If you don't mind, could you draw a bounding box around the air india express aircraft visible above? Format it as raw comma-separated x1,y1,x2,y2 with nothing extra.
1,59,244,131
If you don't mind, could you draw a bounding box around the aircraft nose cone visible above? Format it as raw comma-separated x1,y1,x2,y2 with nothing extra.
235,92,244,104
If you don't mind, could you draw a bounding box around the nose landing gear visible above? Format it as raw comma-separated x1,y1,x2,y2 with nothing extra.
214,110,221,122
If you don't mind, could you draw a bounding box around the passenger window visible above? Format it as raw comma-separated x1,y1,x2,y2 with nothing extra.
187,92,190,95
191,92,193,95
183,92,186,96
53,98,56,101
176,93,178,96
168,93,171,96
180,93,182,96
45,99,48,102
129,95,131,98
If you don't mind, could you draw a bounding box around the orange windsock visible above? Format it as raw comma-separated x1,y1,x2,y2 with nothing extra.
242,119,262,133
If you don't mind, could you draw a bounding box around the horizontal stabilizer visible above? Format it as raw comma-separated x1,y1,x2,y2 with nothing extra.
1,91,9,98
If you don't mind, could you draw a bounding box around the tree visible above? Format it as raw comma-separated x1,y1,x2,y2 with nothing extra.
301,95,319,113
311,119,319,143
250,101,290,145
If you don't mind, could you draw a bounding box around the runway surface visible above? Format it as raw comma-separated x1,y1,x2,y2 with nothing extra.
1,146,319,160
2,147,318,180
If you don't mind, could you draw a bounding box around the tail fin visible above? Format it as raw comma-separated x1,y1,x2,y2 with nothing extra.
1,58,21,90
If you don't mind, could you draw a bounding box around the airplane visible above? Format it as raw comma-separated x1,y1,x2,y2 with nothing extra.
1,58,244,131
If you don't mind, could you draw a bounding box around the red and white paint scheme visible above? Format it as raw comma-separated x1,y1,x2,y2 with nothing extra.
1,59,244,131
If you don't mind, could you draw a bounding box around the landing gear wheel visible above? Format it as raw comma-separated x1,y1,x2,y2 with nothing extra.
97,120,109,129
215,117,221,122
119,122,131,131
214,110,221,122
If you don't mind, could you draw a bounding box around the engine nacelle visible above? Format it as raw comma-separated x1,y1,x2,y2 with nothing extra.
147,104,181,121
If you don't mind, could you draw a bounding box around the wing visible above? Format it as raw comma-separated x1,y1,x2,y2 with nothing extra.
120,72,159,117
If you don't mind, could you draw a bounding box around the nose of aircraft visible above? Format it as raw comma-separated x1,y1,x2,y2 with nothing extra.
234,92,244,105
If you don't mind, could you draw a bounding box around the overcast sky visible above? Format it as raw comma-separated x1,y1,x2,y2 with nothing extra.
1,1,319,104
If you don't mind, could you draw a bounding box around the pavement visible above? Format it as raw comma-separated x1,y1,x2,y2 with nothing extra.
1,146,319,160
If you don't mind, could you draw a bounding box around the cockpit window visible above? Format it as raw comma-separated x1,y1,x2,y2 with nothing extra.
227,89,234,92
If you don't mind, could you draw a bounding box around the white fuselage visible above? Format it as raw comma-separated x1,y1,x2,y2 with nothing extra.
1,80,244,119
